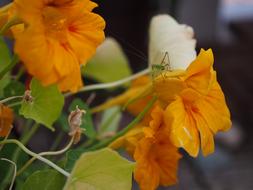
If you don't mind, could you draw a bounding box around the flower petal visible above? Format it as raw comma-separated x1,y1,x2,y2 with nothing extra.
196,82,231,134
165,95,200,157
149,14,196,70
184,49,214,94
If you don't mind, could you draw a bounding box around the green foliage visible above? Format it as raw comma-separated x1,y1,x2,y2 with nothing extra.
65,148,86,172
64,148,134,190
19,79,64,131
82,38,132,83
0,37,11,71
15,163,46,190
69,98,96,139
0,144,29,189
0,76,10,98
64,104,123,173
4,81,25,97
0,37,11,97
21,170,66,190
98,106,122,135
57,113,69,133
4,81,25,112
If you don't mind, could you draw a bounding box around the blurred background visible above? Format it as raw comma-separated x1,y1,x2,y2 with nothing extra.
1,0,253,189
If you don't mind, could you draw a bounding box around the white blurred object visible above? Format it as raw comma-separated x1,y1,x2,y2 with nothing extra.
220,0,253,21
149,15,196,71
216,120,244,149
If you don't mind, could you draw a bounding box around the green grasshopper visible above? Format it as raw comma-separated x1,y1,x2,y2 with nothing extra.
151,52,172,79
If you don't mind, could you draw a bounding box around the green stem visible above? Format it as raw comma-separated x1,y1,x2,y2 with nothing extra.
0,54,19,80
88,96,157,151
7,101,22,108
0,158,16,190
99,108,120,135
64,68,151,98
0,15,21,35
0,126,12,151
0,95,23,105
0,139,70,177
15,66,25,81
20,123,39,144
81,138,97,148
0,123,39,189
16,137,74,176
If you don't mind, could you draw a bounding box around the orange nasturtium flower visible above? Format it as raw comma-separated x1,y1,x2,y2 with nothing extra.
95,49,231,158
134,106,181,190
0,104,13,137
148,15,231,157
163,49,231,157
11,0,105,92
110,106,181,190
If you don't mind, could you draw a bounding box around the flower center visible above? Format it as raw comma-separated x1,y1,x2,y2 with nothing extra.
42,6,68,41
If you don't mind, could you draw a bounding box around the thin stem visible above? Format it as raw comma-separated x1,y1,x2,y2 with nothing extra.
98,108,120,135
0,158,16,190
7,101,22,108
20,123,39,144
0,14,22,35
17,137,74,176
0,123,39,189
0,95,23,105
80,138,97,148
15,66,25,81
0,139,70,177
65,68,151,97
0,125,12,151
88,96,157,151
0,54,19,80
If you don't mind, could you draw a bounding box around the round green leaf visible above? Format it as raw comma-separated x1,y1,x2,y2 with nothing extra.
21,170,66,190
64,148,135,190
19,79,64,130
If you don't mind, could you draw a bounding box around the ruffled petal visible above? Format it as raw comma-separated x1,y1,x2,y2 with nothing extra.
197,82,231,133
67,12,105,64
184,49,214,94
165,94,200,157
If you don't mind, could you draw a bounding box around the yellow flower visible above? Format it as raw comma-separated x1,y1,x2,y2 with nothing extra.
12,0,105,92
134,106,181,190
0,104,13,137
163,49,231,157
